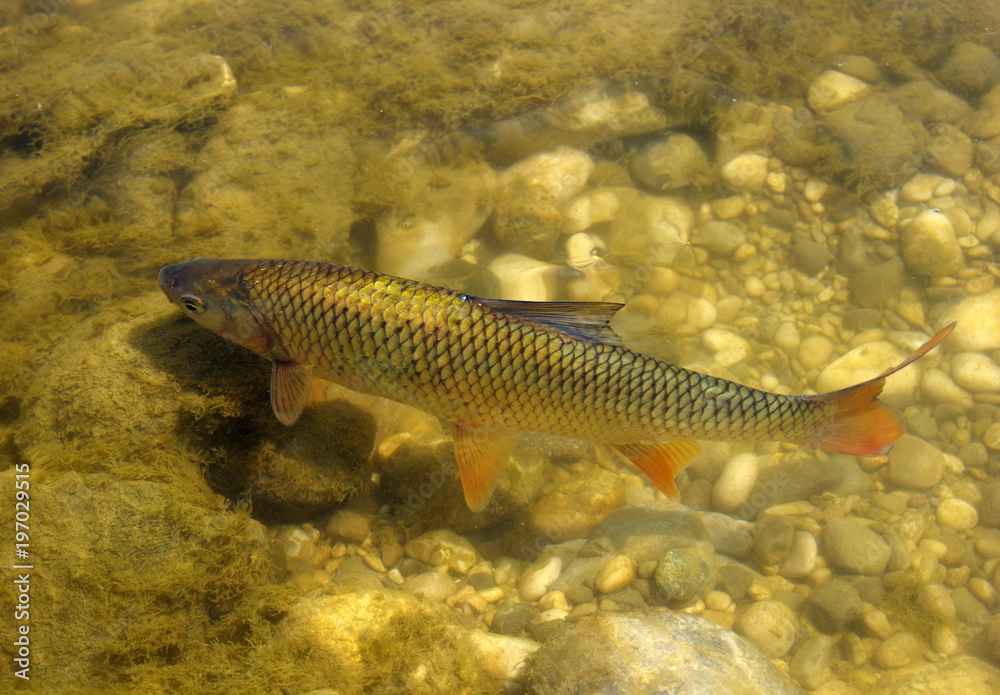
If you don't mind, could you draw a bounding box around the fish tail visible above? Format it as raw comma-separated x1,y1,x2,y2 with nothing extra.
803,322,955,456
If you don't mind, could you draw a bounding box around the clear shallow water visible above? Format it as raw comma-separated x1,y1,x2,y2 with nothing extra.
2,1,1000,693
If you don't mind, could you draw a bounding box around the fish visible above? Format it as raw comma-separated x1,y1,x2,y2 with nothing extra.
158,258,955,512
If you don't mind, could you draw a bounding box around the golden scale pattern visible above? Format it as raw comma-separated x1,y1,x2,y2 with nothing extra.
238,260,822,445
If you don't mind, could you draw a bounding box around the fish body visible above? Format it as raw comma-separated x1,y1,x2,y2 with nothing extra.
159,258,953,511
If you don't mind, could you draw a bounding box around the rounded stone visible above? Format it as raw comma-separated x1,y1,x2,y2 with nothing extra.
405,529,479,574
798,335,834,370
531,468,626,543
917,583,956,622
701,329,750,368
779,531,818,580
929,624,959,656
401,571,458,603
807,70,871,111
686,298,718,330
937,41,1000,96
690,220,746,256
654,549,709,603
941,290,1000,352
789,634,832,691
936,497,979,531
887,434,946,490
952,352,1000,393
733,600,797,658
324,509,371,545
751,514,796,566
774,322,801,354
595,554,636,595
492,602,536,636
901,209,963,278
518,553,563,602
711,453,759,513
816,341,916,406
873,632,922,669
823,517,891,576
807,579,863,633
720,153,769,192
630,134,711,192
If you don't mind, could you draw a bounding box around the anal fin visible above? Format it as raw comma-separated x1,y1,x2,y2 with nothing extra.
611,439,702,498
270,361,314,426
453,423,515,512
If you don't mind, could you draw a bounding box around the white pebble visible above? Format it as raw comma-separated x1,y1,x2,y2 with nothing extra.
803,178,828,202
936,498,979,531
900,173,947,203
778,531,818,579
745,276,766,298
560,189,620,234
774,321,801,354
951,352,1000,393
711,453,759,513
686,298,718,330
705,590,732,611
517,553,562,601
720,153,769,192
595,554,635,594
702,329,750,368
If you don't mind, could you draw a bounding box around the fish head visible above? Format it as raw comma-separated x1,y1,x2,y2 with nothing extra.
158,259,271,354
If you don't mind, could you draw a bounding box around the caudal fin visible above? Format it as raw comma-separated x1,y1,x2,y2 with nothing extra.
804,323,955,456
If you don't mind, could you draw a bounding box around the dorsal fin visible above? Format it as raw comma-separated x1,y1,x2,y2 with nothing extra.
476,297,625,346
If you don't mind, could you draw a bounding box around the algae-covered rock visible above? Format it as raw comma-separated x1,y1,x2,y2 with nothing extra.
527,610,805,695
174,98,356,260
18,292,267,470
0,471,279,689
280,587,514,693
19,292,372,522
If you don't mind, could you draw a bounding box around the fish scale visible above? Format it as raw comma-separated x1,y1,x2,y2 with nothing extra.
159,258,954,511
247,259,811,439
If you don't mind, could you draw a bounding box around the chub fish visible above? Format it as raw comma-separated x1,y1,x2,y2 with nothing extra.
159,258,954,511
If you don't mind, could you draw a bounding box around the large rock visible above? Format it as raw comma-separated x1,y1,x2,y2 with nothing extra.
527,610,805,695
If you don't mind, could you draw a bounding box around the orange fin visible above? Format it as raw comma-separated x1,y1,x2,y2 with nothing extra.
804,322,955,456
270,361,314,426
611,439,702,497
476,297,625,346
453,423,515,512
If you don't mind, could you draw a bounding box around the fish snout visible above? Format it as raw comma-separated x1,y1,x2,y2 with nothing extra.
158,264,181,299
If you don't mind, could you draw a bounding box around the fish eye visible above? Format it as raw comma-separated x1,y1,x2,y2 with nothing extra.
180,295,205,313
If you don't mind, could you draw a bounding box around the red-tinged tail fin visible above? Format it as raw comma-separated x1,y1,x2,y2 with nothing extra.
610,439,702,497
804,322,955,456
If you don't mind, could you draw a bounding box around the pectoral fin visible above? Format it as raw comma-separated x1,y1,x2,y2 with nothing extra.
453,423,516,512
270,361,314,426
611,439,702,498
